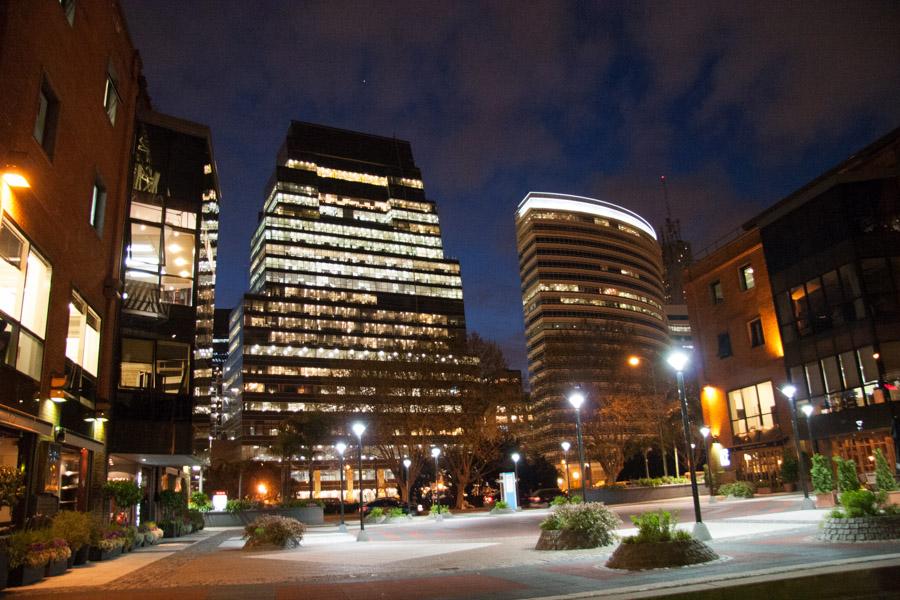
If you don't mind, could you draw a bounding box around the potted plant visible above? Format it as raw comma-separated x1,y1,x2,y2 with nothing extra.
89,525,125,561
781,452,799,492
834,455,861,493
365,507,386,524
535,502,620,550
718,481,754,499
0,466,25,589
811,454,836,507
189,491,212,513
606,510,718,570
51,511,92,566
873,449,899,504
6,530,49,587
103,480,144,526
44,538,71,577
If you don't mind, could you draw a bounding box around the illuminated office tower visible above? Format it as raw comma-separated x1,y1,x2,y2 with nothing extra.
516,193,669,459
223,122,474,498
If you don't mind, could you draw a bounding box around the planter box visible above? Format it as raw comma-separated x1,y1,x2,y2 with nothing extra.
45,558,68,577
89,545,122,561
606,539,719,570
535,529,599,550
72,545,90,566
490,508,516,515
585,483,695,505
783,483,796,492
820,515,900,542
886,490,900,506
756,486,773,494
203,511,244,527
7,564,45,587
816,492,836,508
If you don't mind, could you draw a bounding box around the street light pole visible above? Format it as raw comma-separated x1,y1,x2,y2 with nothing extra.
511,452,521,510
335,441,347,533
403,458,412,514
780,385,816,509
567,390,588,501
431,447,442,514
699,426,715,504
802,404,817,454
667,350,711,541
561,441,572,495
351,422,368,541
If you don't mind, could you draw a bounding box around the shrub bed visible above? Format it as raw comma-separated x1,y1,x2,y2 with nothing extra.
536,502,620,550
606,510,718,570
243,515,305,550
719,481,754,498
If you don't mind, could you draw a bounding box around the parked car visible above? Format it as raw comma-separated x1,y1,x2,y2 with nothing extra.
525,487,564,508
361,497,410,515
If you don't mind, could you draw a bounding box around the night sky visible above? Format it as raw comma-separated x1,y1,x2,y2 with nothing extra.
121,1,900,375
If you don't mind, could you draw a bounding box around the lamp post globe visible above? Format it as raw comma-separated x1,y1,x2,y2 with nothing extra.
780,384,816,509
560,441,572,495
402,458,412,513
567,388,588,500
801,403,817,454
698,426,715,503
511,453,521,510
335,441,348,532
351,422,368,540
666,350,710,540
431,447,441,513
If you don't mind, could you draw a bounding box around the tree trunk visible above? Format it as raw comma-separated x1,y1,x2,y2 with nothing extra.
455,475,470,509
643,448,650,479
308,459,314,499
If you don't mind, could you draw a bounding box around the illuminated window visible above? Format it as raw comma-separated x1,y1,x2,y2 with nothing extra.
711,280,724,304
90,179,106,233
66,294,100,376
728,381,776,434
103,66,120,125
739,264,755,290
0,220,51,380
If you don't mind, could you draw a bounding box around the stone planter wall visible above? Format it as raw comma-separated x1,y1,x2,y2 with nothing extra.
45,558,68,577
207,506,326,527
535,529,599,550
203,511,244,527
490,508,516,515
820,515,900,542
585,484,695,505
606,539,719,570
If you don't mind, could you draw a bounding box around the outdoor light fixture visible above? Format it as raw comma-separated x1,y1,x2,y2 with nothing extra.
431,447,442,515
403,457,412,514
801,404,813,417
566,388,588,500
257,483,268,496
511,453,521,509
560,441,572,494
700,426,710,438
627,355,641,367
779,384,815,509
335,441,348,532
351,423,368,540
666,349,711,540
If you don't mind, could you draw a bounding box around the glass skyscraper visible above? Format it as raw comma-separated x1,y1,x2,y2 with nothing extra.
224,122,474,498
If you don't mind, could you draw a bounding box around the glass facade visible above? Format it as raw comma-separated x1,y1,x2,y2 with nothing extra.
224,122,475,454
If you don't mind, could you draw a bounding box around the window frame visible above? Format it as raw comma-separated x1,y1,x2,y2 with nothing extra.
739,264,756,291
103,67,120,126
717,331,733,358
90,178,106,234
748,317,765,348
33,76,60,158
710,280,724,305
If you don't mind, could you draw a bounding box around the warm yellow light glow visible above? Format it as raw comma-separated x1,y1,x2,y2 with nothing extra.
257,483,268,495
627,356,641,367
572,471,580,480
703,385,716,397
2,172,30,188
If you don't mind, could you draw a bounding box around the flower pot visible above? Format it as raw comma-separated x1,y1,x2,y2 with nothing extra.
886,490,900,506
815,492,836,508
606,539,719,570
7,564,45,587
89,546,120,561
45,557,68,577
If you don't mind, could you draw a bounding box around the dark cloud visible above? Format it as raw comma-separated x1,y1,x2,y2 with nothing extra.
121,0,900,374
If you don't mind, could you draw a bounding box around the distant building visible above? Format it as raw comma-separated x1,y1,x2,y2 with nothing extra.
0,0,139,522
515,192,669,475
492,369,532,437
223,122,476,501
107,110,220,513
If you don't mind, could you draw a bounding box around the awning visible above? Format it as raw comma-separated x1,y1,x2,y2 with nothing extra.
109,453,203,467
0,405,54,437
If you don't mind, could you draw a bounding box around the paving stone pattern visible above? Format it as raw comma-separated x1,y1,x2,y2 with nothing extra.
819,515,900,542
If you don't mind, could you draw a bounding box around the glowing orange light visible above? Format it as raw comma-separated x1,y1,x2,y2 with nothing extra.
2,172,30,188
257,483,268,495
627,356,641,367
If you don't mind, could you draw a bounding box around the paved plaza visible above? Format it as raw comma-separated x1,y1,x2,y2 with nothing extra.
8,494,900,599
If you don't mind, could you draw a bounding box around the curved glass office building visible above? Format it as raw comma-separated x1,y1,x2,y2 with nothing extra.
516,192,669,465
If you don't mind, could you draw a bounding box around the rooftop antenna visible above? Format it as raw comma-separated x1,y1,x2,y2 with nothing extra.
660,175,672,222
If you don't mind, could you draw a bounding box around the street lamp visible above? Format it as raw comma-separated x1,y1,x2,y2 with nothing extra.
335,441,348,533
780,385,816,509
403,457,412,514
351,422,368,541
511,452,521,510
431,447,442,512
567,389,588,500
666,350,711,541
560,441,572,495
699,426,715,504
801,403,817,454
